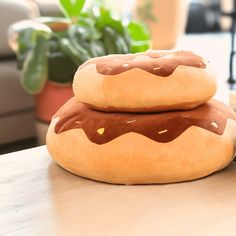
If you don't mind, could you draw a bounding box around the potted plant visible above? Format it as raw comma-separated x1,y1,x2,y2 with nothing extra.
8,0,150,143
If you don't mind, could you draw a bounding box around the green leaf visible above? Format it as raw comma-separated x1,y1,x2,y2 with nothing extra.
47,35,77,83
89,41,105,57
102,26,130,54
130,41,150,53
22,36,48,94
59,0,74,18
116,35,129,54
16,29,35,69
68,24,105,57
68,24,101,42
59,0,85,20
8,20,51,55
102,27,119,54
49,37,61,53
122,28,131,49
95,7,125,35
10,21,52,69
72,0,86,16
17,29,34,54
48,51,77,83
127,21,150,53
127,22,150,41
59,38,90,66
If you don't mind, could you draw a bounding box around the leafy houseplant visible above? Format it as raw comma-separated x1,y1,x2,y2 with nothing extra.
8,0,150,143
9,0,150,95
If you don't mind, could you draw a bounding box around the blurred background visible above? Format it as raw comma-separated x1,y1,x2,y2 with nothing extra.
0,0,235,154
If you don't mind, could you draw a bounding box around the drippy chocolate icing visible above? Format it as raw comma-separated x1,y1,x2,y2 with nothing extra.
79,50,206,77
54,98,236,145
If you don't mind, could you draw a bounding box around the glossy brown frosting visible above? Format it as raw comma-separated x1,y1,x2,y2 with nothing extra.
79,50,206,76
54,98,236,145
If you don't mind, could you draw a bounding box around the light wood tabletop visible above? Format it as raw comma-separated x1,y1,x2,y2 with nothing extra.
1,146,236,236
0,33,235,235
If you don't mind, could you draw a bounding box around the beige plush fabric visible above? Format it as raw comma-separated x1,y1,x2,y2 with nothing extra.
74,64,217,112
47,118,236,184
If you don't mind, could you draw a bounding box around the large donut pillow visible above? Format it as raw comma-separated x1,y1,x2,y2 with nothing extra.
46,98,236,184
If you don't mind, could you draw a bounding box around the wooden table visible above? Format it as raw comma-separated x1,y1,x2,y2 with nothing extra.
1,146,236,236
1,33,235,235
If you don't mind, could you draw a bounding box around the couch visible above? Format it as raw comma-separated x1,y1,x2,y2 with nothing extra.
0,0,59,145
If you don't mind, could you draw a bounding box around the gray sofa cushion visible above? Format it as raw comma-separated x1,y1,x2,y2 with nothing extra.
0,111,35,145
31,0,61,17
0,60,34,115
0,0,39,57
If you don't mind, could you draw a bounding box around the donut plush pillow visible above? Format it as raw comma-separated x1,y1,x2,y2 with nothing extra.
73,50,217,112
47,50,236,184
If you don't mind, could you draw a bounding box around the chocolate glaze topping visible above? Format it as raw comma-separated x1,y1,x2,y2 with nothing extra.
54,98,236,145
79,50,206,77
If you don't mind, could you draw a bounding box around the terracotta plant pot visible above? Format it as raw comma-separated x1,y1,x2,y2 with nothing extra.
35,81,73,123
135,0,189,49
35,81,73,144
